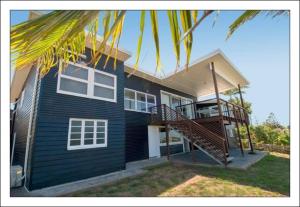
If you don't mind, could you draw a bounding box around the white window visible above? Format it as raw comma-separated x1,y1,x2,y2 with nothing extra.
67,118,108,150
124,88,156,113
57,61,117,102
159,127,183,146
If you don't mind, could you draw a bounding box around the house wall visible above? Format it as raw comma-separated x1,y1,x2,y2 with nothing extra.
12,68,37,168
124,73,196,162
28,50,126,190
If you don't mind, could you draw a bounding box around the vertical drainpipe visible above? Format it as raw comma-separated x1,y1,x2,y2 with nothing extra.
23,68,40,189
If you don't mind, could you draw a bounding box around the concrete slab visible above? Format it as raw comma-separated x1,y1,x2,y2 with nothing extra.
227,150,268,170
170,149,268,170
11,157,167,197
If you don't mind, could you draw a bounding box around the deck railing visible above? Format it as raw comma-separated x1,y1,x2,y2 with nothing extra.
175,98,249,124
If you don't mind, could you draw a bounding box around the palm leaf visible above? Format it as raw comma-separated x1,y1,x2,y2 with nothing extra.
128,11,146,77
150,10,161,72
90,11,126,67
179,10,193,69
192,11,198,24
179,10,213,43
167,11,181,69
113,12,125,69
226,10,261,40
11,10,99,74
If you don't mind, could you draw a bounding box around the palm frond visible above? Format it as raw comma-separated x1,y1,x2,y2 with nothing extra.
11,10,99,75
179,10,213,43
192,11,198,24
226,10,261,40
128,11,146,78
167,11,181,69
150,10,161,72
113,12,125,69
179,10,193,69
90,11,126,67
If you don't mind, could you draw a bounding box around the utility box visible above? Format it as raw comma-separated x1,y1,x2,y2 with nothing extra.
10,165,23,188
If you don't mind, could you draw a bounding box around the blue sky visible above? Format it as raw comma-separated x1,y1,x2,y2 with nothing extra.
11,11,290,126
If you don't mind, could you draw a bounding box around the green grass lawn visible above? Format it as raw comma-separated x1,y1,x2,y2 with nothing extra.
66,152,290,197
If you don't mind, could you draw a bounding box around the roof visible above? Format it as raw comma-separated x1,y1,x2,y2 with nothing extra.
125,49,249,97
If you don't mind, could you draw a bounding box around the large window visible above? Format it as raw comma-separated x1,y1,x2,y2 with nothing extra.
159,127,183,146
67,118,107,150
57,61,117,102
124,88,156,113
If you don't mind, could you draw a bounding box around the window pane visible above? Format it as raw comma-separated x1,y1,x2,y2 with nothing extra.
97,127,105,133
84,127,94,133
97,133,105,139
137,101,146,111
84,133,94,139
125,90,135,100
85,121,94,126
125,99,135,110
70,133,81,139
62,64,88,80
70,140,81,146
147,95,155,104
71,127,81,133
60,78,88,95
136,93,146,102
96,139,105,144
147,103,155,112
94,72,114,87
71,120,81,126
94,85,114,99
84,139,93,145
97,121,105,127
159,127,166,144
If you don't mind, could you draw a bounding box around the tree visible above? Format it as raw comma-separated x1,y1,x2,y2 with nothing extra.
11,10,289,75
228,97,252,114
264,112,284,129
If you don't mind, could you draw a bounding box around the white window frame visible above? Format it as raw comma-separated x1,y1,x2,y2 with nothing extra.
159,126,184,146
124,88,156,114
57,61,117,103
67,118,108,150
160,90,193,106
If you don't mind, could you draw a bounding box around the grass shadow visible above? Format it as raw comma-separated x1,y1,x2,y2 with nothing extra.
65,153,289,197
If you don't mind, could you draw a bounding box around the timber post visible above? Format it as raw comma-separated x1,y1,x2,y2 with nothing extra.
210,62,229,153
238,84,254,153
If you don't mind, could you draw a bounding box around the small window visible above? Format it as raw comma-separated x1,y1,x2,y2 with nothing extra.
124,90,135,110
124,88,156,113
68,118,108,150
159,127,183,146
57,61,117,102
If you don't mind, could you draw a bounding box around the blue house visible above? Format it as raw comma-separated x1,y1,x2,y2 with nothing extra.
10,12,253,191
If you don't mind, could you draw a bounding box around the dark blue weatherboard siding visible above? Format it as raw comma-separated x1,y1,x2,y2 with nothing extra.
160,144,184,156
28,50,126,190
12,68,37,168
124,73,196,162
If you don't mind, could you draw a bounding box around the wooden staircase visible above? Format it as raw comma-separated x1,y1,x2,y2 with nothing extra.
150,104,232,165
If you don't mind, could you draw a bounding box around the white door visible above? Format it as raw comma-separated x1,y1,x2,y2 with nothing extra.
148,126,161,158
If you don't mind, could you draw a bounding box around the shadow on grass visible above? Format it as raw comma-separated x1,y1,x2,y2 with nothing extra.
65,153,289,197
